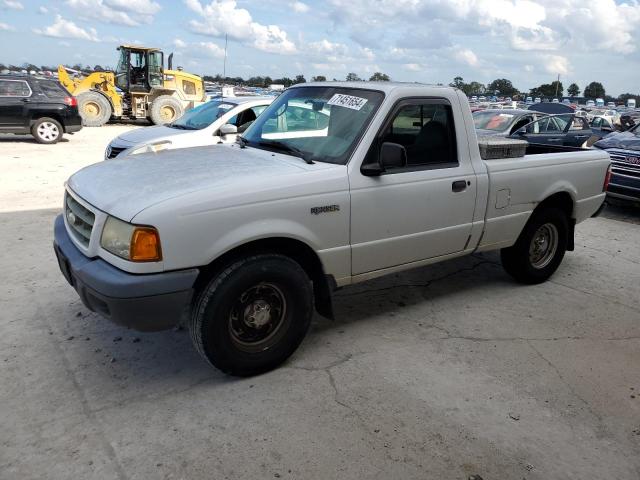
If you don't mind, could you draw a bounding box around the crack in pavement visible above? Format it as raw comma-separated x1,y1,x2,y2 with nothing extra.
548,279,640,313
526,339,605,427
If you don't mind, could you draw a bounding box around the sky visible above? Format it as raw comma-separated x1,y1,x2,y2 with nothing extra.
0,0,639,96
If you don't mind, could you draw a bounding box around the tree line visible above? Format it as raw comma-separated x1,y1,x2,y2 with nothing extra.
202,71,391,87
449,76,636,103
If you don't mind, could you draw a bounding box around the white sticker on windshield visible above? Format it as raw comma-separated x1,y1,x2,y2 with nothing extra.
327,94,368,111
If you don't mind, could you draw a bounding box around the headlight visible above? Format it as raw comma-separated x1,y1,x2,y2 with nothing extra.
129,141,172,156
100,216,162,262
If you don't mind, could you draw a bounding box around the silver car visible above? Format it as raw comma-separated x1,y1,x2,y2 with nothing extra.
105,96,274,160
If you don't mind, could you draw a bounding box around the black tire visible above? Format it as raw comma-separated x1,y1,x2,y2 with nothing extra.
77,91,112,127
189,254,313,376
31,117,62,144
149,95,184,125
500,207,568,284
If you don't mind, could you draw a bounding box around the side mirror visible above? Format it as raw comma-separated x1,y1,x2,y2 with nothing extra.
380,142,407,169
601,126,613,133
219,123,238,136
361,142,407,176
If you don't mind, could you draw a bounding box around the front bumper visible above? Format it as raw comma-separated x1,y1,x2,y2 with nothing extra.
607,173,640,201
53,215,199,331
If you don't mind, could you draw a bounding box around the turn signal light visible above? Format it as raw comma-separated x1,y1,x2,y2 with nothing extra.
130,227,162,262
603,164,612,192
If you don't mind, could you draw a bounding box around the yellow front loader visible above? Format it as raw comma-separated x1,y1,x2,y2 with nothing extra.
58,45,206,127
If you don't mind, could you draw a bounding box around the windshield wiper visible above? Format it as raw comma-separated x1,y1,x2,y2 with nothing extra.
168,124,196,130
257,141,314,164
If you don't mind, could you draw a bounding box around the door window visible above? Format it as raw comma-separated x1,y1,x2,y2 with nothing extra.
381,102,458,168
0,80,31,97
148,51,163,87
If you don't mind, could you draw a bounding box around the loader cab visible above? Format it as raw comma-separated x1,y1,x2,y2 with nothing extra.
114,46,164,93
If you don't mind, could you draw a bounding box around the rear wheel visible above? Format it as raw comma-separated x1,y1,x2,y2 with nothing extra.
149,95,184,125
31,117,62,144
77,91,112,127
189,254,313,376
501,207,568,284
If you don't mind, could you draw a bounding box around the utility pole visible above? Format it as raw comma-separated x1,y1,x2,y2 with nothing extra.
554,73,560,98
223,34,228,81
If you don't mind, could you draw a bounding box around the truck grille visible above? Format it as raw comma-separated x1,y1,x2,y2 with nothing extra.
106,145,126,159
65,193,95,247
609,152,640,179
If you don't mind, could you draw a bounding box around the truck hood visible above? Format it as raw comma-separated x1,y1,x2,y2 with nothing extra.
67,144,335,221
593,130,640,151
113,125,194,146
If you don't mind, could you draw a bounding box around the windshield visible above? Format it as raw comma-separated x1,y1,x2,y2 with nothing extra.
170,100,236,130
241,86,384,164
473,111,515,131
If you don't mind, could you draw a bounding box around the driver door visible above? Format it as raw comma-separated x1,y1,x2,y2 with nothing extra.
349,99,477,275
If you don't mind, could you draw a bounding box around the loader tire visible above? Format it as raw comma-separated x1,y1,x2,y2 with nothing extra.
77,91,112,127
149,95,184,125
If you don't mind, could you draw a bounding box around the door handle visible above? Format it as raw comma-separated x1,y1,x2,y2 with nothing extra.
452,180,467,192
22,98,30,103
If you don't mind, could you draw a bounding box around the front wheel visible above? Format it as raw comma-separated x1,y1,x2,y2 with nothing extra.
501,207,568,284
189,254,313,376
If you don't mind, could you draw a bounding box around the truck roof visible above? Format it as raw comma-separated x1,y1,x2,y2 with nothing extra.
290,81,453,94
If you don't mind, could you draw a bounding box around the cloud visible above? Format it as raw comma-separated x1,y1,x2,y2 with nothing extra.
185,0,297,54
454,48,479,67
33,14,99,41
291,1,309,13
38,5,47,13
0,21,14,30
403,63,423,72
65,0,160,26
170,38,225,59
543,55,570,75
173,38,187,49
195,41,225,58
2,0,23,10
103,0,161,15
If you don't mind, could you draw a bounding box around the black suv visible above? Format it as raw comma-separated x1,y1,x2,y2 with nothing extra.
0,75,82,144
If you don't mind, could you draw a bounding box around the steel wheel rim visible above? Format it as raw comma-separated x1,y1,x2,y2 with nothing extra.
83,101,101,118
160,105,176,122
529,223,558,269
37,122,59,141
228,282,287,352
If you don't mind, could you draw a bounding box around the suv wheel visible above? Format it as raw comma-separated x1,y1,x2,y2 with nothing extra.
501,207,568,284
31,118,62,144
189,254,313,376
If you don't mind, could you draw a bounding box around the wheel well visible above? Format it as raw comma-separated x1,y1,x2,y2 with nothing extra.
535,191,575,251
194,238,335,319
30,114,64,131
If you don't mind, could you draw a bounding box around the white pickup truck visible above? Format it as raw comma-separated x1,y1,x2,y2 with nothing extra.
54,82,610,376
